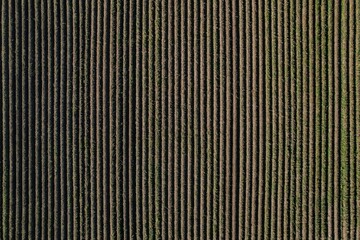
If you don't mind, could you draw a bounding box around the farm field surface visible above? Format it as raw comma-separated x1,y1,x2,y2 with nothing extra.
1,0,360,239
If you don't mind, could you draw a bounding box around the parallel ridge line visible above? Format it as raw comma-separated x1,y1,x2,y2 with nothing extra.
0,1,358,239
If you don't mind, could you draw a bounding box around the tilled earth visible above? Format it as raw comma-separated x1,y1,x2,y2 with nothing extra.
0,0,359,239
